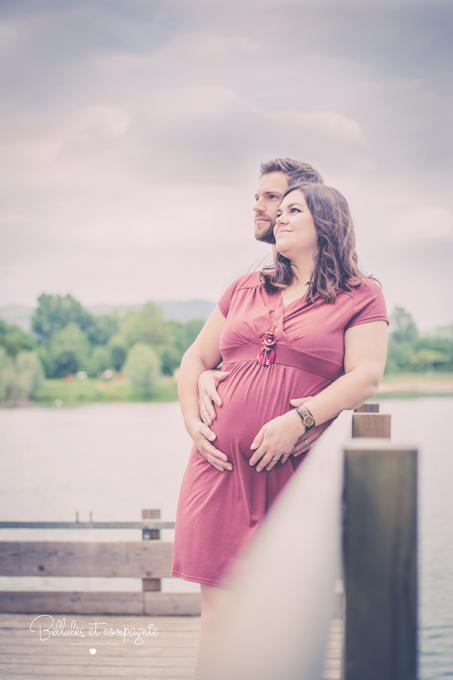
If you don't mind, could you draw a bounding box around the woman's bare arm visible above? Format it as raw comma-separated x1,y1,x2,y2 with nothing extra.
249,320,388,472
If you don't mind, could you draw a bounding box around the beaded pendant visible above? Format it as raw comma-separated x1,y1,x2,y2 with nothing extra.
257,330,277,366
257,294,283,367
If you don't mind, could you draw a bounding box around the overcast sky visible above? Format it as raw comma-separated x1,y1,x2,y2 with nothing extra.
0,0,452,329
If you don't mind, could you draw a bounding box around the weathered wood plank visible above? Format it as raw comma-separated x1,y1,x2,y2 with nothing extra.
144,593,201,617
352,412,390,438
0,665,193,677
0,655,197,667
343,439,417,680
0,592,201,616
0,613,201,629
0,542,173,578
354,404,379,413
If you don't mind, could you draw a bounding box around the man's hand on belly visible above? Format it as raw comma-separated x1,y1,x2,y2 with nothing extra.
186,418,233,473
198,370,230,426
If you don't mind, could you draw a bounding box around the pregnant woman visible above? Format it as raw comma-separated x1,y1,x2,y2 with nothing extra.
172,182,388,679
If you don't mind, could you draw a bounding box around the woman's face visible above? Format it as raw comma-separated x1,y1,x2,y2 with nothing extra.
274,190,318,260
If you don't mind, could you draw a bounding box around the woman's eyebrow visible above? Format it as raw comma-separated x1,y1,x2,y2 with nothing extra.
284,202,304,209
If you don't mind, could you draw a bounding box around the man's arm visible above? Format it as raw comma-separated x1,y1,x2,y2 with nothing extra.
178,307,233,472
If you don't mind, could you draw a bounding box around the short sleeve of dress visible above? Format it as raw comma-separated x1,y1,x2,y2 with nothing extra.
217,273,255,318
346,279,389,330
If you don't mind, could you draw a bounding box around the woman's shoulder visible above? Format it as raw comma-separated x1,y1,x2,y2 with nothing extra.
342,275,388,327
346,276,384,300
228,271,263,293
217,272,262,317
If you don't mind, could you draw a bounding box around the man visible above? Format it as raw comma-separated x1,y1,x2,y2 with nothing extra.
220,159,325,291
195,158,330,469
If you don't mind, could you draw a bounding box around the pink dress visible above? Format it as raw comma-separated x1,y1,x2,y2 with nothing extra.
171,272,388,587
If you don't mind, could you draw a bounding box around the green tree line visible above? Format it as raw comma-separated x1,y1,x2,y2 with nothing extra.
386,307,453,374
0,293,205,402
1,298,452,403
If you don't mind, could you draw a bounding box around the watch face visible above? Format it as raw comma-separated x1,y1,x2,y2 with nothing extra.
304,415,315,428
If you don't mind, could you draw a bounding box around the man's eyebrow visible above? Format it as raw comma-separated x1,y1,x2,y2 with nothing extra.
256,191,282,198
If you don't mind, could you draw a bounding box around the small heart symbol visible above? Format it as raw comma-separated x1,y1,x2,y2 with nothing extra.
89,649,97,655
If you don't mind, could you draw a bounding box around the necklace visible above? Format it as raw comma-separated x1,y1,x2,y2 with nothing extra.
257,293,283,367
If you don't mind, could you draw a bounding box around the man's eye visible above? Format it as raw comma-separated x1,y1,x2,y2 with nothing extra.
270,195,279,200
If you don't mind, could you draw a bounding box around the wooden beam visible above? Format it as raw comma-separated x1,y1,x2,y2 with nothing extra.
144,592,201,616
0,541,173,578
352,412,391,438
142,509,162,593
0,591,143,615
0,591,201,616
343,439,418,680
354,403,379,413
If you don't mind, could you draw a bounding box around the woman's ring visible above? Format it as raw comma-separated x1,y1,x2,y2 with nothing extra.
305,439,310,446
272,457,280,461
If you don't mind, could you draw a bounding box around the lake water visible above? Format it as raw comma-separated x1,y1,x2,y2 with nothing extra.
0,398,452,679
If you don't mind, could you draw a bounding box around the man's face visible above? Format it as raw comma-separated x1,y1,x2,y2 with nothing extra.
253,172,289,243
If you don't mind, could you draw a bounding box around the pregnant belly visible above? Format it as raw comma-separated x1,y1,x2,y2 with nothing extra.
208,361,305,461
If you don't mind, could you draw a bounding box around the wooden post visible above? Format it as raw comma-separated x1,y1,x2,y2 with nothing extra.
352,412,391,438
343,440,418,680
354,403,379,413
142,509,161,592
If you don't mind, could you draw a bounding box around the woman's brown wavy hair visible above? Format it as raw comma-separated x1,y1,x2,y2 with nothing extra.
260,183,373,304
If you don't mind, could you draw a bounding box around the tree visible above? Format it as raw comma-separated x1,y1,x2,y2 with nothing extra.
390,307,418,344
48,323,91,378
90,313,119,346
0,347,14,402
15,351,45,398
32,293,96,344
87,346,112,377
0,347,44,403
158,345,183,376
120,303,170,349
123,343,161,397
0,321,35,357
108,334,128,371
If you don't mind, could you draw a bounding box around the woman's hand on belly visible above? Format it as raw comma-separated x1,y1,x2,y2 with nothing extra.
249,411,306,473
186,418,234,473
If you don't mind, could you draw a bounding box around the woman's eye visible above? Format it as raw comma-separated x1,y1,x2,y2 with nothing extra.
291,208,301,213
276,211,282,218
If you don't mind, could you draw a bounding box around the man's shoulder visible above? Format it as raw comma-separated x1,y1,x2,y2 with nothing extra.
219,251,273,296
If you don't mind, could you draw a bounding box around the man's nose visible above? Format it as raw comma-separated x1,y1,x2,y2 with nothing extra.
253,199,264,213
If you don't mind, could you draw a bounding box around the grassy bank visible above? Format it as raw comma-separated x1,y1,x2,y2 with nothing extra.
35,377,178,405
16,371,453,407
378,372,453,397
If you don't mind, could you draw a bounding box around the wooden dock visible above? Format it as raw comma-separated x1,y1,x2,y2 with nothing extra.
0,612,342,679
0,406,417,679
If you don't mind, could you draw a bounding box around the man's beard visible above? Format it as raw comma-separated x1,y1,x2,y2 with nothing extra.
256,222,276,244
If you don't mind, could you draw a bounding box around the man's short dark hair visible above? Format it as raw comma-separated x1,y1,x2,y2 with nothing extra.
259,158,324,185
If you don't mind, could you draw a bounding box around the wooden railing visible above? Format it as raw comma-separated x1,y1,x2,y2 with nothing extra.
0,404,418,679
201,404,418,680
0,509,200,616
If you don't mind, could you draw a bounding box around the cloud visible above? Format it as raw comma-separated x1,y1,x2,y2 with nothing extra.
0,0,451,329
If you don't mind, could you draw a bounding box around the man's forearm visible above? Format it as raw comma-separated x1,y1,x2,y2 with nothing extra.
177,352,207,431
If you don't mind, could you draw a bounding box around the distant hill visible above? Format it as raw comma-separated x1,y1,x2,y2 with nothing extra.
0,300,216,332
0,305,35,331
